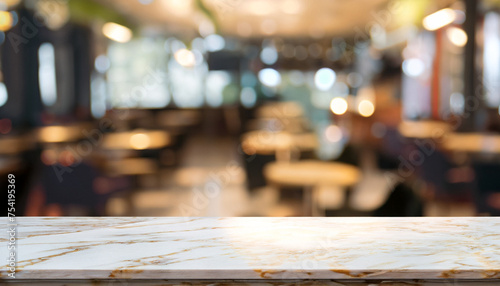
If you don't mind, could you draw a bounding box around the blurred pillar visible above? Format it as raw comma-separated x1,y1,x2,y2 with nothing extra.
460,0,478,131
71,25,92,120
1,8,43,129
431,29,442,120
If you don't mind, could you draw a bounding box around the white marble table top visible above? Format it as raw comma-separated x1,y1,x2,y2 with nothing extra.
1,217,499,281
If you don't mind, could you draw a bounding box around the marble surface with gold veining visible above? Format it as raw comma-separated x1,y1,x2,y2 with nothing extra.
0,217,499,281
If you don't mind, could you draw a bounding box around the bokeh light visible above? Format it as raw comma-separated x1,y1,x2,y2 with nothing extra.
314,68,336,91
130,133,151,150
325,125,343,143
258,68,281,87
330,97,348,115
358,100,375,117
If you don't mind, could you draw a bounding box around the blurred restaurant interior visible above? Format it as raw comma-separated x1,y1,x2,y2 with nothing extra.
1,0,500,217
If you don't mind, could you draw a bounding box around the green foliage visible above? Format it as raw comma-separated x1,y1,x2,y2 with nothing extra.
68,0,131,27
194,0,219,34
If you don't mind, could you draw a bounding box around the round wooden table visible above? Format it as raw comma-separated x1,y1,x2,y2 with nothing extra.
37,123,94,143
264,160,360,216
102,130,171,150
398,120,452,139
241,131,318,160
256,102,304,119
104,158,158,176
103,157,160,215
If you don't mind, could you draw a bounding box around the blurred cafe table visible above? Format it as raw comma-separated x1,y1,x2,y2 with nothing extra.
398,120,452,139
264,160,360,215
441,132,500,154
36,123,94,143
105,158,158,177
103,157,160,215
101,130,170,179
241,131,318,161
255,101,304,119
0,134,34,155
101,130,170,213
102,129,171,151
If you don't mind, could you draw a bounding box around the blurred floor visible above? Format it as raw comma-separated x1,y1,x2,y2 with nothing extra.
106,134,477,217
